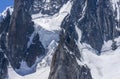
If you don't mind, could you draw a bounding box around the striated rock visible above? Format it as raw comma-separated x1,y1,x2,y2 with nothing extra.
78,0,120,53
7,0,45,70
0,8,12,79
0,52,8,79
49,0,120,79
49,41,92,79
0,0,120,78
49,0,93,78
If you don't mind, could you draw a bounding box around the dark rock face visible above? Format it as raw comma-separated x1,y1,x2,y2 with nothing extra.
25,33,45,67
0,9,11,79
0,9,11,34
31,0,68,15
62,0,120,53
0,0,45,76
49,42,92,79
78,0,120,53
0,0,119,79
0,52,8,79
49,0,92,79
7,0,45,70
49,0,120,79
0,0,70,77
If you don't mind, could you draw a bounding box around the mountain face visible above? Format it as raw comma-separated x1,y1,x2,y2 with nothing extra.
49,0,120,79
0,0,120,79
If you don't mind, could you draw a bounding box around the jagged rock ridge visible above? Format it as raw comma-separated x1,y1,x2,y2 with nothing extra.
0,0,119,79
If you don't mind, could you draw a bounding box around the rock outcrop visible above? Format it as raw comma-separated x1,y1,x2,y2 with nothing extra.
49,0,120,79
0,0,119,79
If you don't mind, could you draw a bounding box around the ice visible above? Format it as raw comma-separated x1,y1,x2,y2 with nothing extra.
15,60,36,76
37,28,59,48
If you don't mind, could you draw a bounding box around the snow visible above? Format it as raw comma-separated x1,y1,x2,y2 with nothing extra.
32,1,73,31
29,0,73,48
24,67,50,79
74,1,120,78
8,66,50,79
78,0,87,22
81,45,120,79
75,23,120,79
37,40,58,67
28,0,73,48
116,26,120,32
110,0,120,20
8,66,24,79
8,1,73,79
15,60,36,76
7,0,120,79
0,6,13,22
37,28,59,48
0,6,13,18
8,41,55,79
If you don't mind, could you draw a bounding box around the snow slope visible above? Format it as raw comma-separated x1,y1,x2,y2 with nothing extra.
8,66,50,79
32,1,73,31
27,0,73,49
81,42,120,79
75,23,120,79
74,1,120,78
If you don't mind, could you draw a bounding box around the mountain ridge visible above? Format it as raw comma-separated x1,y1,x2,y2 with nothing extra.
0,0,120,79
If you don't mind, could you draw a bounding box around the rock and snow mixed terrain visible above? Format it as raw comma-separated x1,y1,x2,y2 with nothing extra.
75,25,120,79
7,1,73,79
0,0,120,79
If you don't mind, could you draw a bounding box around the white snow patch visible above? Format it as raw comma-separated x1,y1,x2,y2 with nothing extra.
8,66,50,79
116,26,120,32
78,0,87,22
1,6,13,19
8,66,24,79
24,67,50,79
0,6,13,22
110,0,120,20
